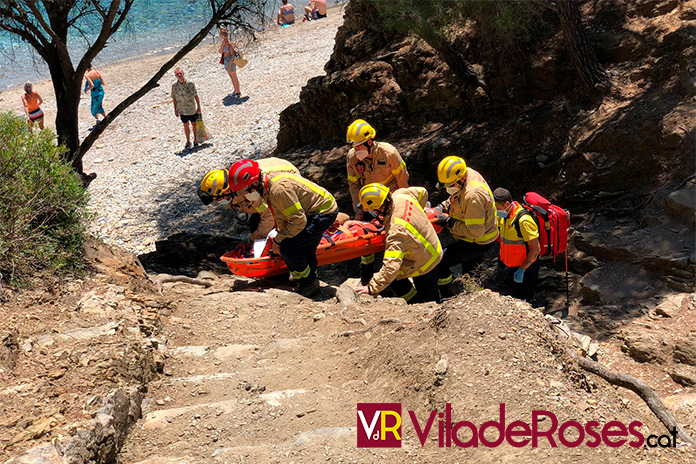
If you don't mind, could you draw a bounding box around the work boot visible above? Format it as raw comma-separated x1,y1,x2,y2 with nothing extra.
438,281,462,299
298,279,321,298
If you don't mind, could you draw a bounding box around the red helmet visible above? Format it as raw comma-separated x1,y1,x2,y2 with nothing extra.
228,159,260,192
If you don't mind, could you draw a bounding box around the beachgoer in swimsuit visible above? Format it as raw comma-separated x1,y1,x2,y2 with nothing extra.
278,0,295,25
219,27,241,97
21,82,44,130
304,0,327,20
83,64,106,125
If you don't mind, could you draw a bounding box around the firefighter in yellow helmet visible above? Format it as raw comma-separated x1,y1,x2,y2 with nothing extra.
198,157,300,243
346,119,410,286
354,183,442,304
433,155,498,297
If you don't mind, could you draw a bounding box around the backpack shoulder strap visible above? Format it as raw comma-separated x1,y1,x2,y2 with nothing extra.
510,209,534,239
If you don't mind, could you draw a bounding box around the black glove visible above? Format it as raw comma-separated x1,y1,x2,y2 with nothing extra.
435,214,454,228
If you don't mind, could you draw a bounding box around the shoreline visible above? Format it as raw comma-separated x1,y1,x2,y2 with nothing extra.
0,6,346,254
0,1,348,92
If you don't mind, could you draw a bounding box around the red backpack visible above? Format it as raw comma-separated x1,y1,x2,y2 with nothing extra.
511,192,570,259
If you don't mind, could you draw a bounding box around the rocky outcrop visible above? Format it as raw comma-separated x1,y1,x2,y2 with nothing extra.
6,387,144,464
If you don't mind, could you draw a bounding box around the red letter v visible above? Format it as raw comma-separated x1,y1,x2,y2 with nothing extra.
409,410,437,447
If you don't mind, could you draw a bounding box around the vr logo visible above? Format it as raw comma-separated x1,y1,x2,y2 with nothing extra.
357,403,402,448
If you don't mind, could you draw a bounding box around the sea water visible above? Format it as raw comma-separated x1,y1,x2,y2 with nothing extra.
0,0,345,90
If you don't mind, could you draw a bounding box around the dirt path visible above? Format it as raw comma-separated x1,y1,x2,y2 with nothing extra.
116,275,694,463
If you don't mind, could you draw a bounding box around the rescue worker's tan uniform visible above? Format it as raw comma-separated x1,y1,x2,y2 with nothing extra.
263,172,338,243
231,157,299,241
438,168,498,244
347,142,409,215
368,187,443,295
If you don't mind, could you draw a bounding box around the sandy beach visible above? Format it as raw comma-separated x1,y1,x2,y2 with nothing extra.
0,7,345,255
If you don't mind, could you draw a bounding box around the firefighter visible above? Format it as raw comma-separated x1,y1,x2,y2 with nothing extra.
346,119,409,284
198,157,300,242
433,156,498,297
228,159,338,298
354,183,442,304
493,187,541,304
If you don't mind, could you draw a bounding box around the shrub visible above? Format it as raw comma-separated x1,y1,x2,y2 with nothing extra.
0,111,89,286
372,0,551,59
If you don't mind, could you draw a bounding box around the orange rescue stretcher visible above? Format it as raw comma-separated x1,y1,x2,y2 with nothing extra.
221,208,444,278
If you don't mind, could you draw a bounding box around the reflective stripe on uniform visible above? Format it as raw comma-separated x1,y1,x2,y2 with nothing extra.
391,160,406,175
384,250,406,260
438,275,454,286
282,201,302,216
501,236,525,245
347,174,359,182
263,163,296,173
361,254,375,265
393,217,442,273
461,228,499,243
255,202,269,213
290,265,311,280
271,173,335,213
400,286,417,301
450,214,485,225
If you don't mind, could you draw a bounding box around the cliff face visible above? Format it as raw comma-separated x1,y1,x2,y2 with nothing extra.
276,0,695,298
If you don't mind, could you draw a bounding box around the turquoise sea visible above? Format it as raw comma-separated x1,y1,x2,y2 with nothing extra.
0,0,344,90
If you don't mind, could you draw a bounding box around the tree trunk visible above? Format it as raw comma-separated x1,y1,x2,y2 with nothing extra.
556,0,609,93
47,63,83,175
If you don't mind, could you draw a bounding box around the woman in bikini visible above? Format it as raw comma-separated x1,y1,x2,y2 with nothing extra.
21,82,44,130
219,27,241,98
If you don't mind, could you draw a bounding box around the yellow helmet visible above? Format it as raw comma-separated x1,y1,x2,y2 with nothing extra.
346,119,376,146
359,183,390,211
437,156,467,185
200,169,229,197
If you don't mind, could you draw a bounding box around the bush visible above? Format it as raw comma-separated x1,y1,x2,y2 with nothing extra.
372,0,551,59
0,112,89,286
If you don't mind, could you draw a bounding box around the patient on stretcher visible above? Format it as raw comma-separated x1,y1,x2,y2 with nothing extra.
232,212,384,259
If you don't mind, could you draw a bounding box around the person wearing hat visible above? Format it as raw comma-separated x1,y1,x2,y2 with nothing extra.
345,119,410,285
354,183,442,304
228,159,338,298
433,156,498,297
198,158,300,242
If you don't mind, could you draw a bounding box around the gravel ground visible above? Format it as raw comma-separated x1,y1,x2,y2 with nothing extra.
0,7,345,254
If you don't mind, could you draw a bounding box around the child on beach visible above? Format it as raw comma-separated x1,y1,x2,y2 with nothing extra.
219,27,241,97
21,82,44,130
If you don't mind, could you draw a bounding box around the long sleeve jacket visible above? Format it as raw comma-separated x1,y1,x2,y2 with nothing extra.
439,168,498,244
347,142,409,214
369,187,443,295
230,157,301,241
263,173,337,243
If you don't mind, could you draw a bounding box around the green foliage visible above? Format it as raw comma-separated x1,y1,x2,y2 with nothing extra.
0,112,89,286
372,0,550,55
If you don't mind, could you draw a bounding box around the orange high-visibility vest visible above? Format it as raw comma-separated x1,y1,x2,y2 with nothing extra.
498,203,535,267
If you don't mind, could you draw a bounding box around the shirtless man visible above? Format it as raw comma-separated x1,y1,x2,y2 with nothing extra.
304,0,327,20
277,0,295,25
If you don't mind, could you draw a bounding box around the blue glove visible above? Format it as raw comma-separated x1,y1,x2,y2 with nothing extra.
513,268,525,284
